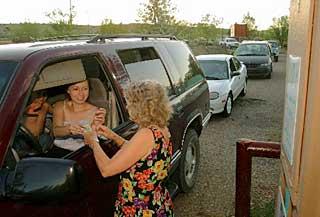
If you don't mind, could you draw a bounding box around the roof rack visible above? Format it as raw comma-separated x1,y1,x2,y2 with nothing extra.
87,34,177,43
35,34,98,42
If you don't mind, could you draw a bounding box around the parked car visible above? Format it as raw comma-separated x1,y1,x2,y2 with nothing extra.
196,54,247,117
268,40,280,62
0,35,211,217
234,41,273,79
219,37,240,49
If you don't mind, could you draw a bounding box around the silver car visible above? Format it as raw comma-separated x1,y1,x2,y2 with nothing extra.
196,54,247,117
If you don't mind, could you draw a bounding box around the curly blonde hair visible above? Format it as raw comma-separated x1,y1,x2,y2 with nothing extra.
124,80,173,128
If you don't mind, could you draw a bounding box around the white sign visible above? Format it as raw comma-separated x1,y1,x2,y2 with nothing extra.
282,55,301,164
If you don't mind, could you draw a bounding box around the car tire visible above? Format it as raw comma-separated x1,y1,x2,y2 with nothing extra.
274,56,278,62
175,129,200,193
266,72,272,79
222,93,233,117
240,80,247,97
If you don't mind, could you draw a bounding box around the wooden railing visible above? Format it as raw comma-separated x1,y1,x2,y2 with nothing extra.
235,139,281,217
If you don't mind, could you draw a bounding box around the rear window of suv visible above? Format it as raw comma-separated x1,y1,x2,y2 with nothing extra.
164,42,204,91
0,61,19,102
118,47,175,96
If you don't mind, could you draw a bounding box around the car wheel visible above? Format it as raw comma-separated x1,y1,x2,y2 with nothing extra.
240,80,247,97
175,129,200,193
222,94,233,117
266,72,272,79
274,56,278,62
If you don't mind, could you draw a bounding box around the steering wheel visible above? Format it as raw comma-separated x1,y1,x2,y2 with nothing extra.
15,124,44,155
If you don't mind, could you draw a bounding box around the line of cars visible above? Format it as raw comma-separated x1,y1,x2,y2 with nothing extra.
198,39,280,116
0,35,211,217
0,34,280,216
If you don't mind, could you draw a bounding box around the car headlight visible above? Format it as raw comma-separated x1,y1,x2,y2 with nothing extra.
261,62,271,66
209,92,219,100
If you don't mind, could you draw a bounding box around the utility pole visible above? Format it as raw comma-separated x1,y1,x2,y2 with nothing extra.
69,0,73,25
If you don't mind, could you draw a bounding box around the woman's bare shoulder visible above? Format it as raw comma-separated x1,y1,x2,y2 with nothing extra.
133,128,154,143
53,100,64,109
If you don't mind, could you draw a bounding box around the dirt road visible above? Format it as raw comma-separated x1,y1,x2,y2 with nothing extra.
174,53,287,217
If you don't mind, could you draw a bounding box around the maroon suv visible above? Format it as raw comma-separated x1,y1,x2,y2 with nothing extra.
0,35,211,217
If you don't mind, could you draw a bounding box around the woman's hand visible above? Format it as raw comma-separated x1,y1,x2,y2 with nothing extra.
96,125,114,139
93,108,106,126
68,124,85,135
26,96,46,115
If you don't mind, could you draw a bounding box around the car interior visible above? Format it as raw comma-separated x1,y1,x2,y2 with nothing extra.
11,56,122,162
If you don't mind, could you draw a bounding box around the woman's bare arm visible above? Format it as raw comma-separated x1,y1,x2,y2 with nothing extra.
84,128,154,177
52,101,70,137
97,125,128,147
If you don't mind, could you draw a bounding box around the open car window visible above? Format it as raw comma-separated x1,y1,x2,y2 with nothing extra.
13,55,122,160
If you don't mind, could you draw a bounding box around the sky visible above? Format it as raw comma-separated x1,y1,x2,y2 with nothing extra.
0,0,291,30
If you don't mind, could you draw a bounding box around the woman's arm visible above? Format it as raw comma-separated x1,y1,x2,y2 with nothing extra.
52,101,70,137
97,125,128,147
84,128,154,177
24,99,51,138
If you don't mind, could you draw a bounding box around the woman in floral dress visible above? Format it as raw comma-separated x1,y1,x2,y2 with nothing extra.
84,80,174,217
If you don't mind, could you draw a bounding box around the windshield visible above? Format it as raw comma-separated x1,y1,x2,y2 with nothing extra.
235,44,269,56
227,38,237,42
0,61,19,101
198,60,229,80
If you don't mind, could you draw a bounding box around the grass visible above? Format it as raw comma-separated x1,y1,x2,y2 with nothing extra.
251,200,275,217
189,43,234,56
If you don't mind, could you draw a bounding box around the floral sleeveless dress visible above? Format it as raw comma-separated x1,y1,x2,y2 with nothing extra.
114,127,174,217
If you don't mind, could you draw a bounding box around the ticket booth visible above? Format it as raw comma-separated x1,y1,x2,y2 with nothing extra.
276,0,320,216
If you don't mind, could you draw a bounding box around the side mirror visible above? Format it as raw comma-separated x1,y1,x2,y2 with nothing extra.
2,158,85,202
231,72,241,77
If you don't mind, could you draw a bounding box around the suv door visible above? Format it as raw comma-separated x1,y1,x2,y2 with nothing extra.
0,54,125,217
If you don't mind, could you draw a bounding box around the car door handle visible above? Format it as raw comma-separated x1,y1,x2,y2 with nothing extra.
176,105,183,113
173,105,184,117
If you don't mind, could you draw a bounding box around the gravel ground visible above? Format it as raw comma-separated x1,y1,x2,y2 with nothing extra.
174,53,287,217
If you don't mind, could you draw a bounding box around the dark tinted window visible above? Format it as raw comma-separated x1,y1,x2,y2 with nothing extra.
118,47,174,96
165,42,204,91
229,59,236,72
118,47,159,64
198,60,229,80
269,41,279,48
0,61,18,102
232,58,241,70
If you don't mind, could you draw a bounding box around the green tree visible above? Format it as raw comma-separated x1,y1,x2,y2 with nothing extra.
242,12,258,38
46,6,76,36
196,13,223,43
137,0,178,34
100,18,130,34
10,22,41,42
270,16,289,46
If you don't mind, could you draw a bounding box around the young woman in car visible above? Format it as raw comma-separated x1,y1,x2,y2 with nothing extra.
84,80,174,217
52,80,106,156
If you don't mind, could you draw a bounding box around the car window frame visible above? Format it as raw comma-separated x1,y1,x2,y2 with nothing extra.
9,53,124,161
232,57,241,71
229,59,237,72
